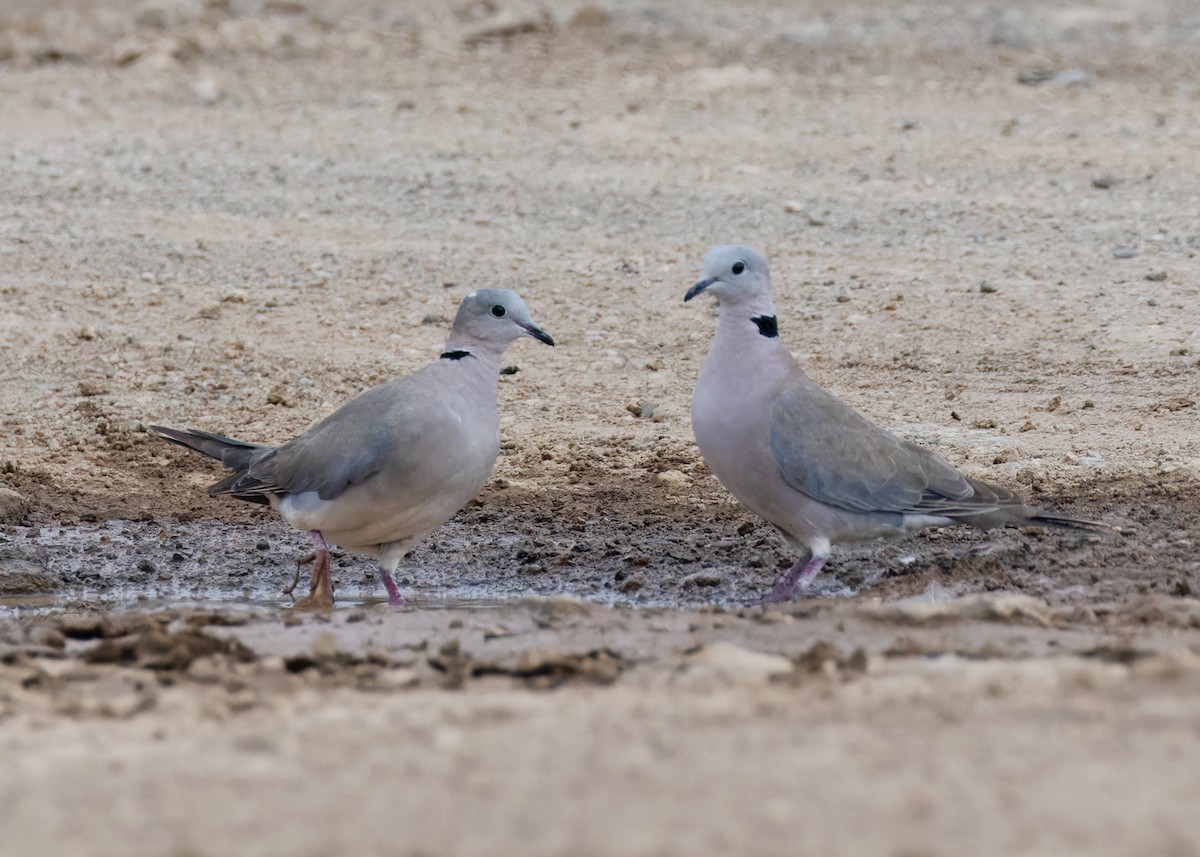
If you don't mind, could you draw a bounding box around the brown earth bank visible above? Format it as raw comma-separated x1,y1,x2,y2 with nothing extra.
2,0,1200,854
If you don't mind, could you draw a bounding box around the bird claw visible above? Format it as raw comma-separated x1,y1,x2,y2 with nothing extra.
292,547,335,611
282,552,317,599
293,576,335,611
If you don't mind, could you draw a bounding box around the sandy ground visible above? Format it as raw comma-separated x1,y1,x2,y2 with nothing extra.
2,0,1200,854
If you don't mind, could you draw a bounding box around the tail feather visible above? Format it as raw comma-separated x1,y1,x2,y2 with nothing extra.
148,425,269,481
1026,512,1119,537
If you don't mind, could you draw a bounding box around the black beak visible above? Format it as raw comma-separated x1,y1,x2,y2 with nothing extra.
517,321,555,346
684,277,717,302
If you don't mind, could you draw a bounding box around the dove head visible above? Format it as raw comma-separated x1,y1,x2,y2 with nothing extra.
446,288,554,355
684,245,773,310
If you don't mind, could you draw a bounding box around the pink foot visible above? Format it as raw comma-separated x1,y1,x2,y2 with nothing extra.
294,530,335,611
756,554,828,604
379,569,406,606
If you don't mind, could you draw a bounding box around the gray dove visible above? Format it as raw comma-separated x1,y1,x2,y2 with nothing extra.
685,245,1112,603
151,288,553,609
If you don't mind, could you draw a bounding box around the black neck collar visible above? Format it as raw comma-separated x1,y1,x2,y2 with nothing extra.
440,350,474,361
751,315,778,338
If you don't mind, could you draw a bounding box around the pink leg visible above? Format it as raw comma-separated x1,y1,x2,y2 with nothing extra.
379,567,406,606
758,554,828,604
294,530,335,611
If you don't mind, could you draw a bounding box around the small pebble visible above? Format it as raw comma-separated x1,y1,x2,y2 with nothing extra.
1017,68,1090,87
1145,271,1167,281
655,470,691,488
979,281,998,294
191,76,221,105
1113,247,1137,259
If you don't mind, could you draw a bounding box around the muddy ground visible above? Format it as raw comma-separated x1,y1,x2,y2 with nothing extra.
2,0,1200,854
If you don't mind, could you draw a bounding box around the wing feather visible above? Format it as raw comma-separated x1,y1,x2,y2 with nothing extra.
213,380,424,502
768,378,974,515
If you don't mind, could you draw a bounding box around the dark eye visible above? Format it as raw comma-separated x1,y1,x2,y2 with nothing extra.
490,304,506,318
731,261,746,275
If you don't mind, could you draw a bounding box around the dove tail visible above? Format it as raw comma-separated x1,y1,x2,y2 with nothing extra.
148,425,266,472
1026,511,1118,537
149,425,276,506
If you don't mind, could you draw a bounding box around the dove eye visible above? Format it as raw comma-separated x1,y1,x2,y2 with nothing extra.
731,261,746,275
490,304,507,318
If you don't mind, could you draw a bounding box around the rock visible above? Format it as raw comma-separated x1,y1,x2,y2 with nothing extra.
569,5,608,29
1113,247,1138,259
27,624,66,650
85,625,255,670
627,401,658,419
428,638,470,689
136,0,203,29
983,6,1032,50
1145,270,1168,281
683,642,794,686
497,646,625,686
655,469,690,488
57,612,110,639
0,549,56,595
0,485,30,523
979,281,998,294
526,595,591,628
1091,174,1119,189
100,686,158,719
618,572,645,593
463,9,554,45
0,30,17,63
1016,68,1090,87
681,571,722,588
375,667,419,689
1154,396,1194,412
266,384,293,407
190,76,221,106
686,64,776,94
859,593,1055,628
311,631,344,660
